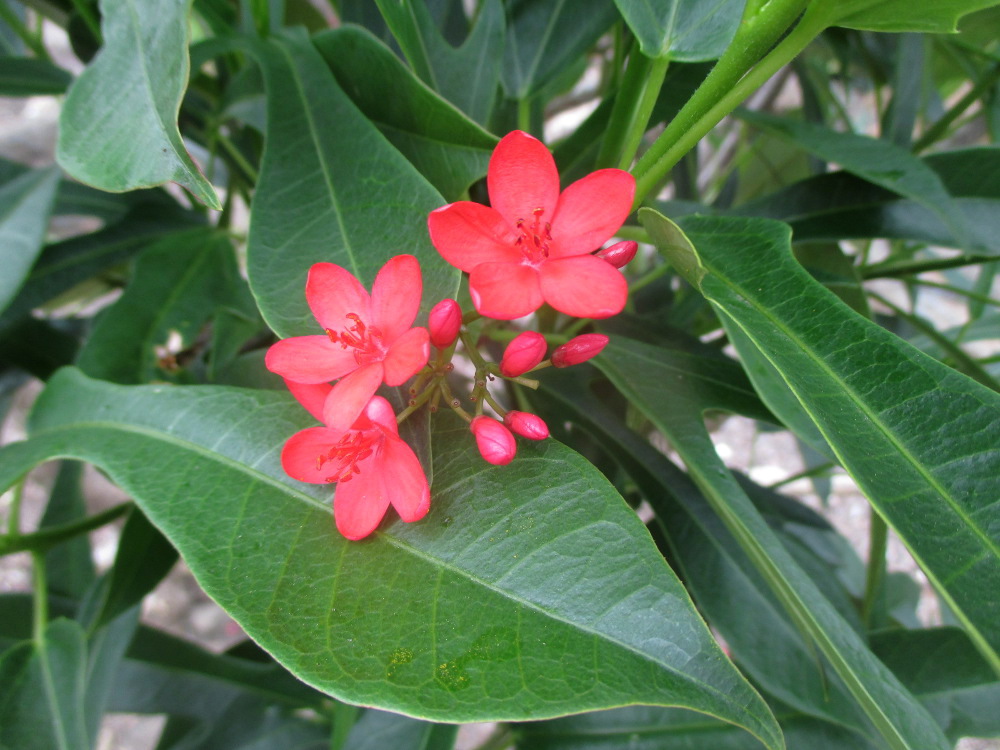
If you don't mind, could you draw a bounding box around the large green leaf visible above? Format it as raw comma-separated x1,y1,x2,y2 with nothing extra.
0,368,781,747
613,0,747,60
244,31,460,339
806,0,1000,32
0,166,60,316
313,26,496,201
56,0,220,209
642,210,1000,676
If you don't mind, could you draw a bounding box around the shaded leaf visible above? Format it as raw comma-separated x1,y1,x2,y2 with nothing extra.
613,0,747,60
57,0,220,209
40,461,95,599
0,368,781,747
344,709,458,750
0,56,72,95
0,166,60,315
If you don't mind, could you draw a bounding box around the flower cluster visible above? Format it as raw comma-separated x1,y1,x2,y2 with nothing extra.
267,131,635,539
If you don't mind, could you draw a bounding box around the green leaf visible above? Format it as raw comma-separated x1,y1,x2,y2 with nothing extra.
56,0,220,209
0,620,91,750
613,0,747,60
76,229,252,384
40,462,96,599
641,209,1000,677
0,368,781,747
0,56,72,95
313,26,497,201
807,0,1000,33
244,30,460,339
344,709,458,750
738,110,968,249
0,166,60,316
502,0,619,99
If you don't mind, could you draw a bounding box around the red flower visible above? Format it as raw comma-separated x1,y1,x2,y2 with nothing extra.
427,131,635,320
470,416,517,465
281,381,430,541
552,333,609,367
499,331,547,377
265,255,430,432
428,298,462,349
504,411,549,440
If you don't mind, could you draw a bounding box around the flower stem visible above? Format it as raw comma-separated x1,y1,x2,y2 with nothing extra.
630,0,815,206
0,502,133,556
596,45,670,170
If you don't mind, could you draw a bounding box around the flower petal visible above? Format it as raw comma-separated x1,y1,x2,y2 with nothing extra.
305,262,372,332
281,426,346,483
363,395,400,437
380,436,430,522
333,467,391,540
371,255,422,342
265,335,360,384
549,169,635,257
488,131,560,226
383,327,430,386
427,202,521,272
284,379,332,422
322,362,384,432
539,254,628,318
469,262,543,320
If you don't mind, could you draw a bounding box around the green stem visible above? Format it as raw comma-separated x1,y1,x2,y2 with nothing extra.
596,46,670,170
863,254,996,278
329,702,360,750
861,510,888,632
0,502,132,556
517,97,532,133
907,277,1000,309
6,481,25,536
913,62,1000,152
0,4,50,60
768,461,837,489
631,0,816,206
32,550,48,643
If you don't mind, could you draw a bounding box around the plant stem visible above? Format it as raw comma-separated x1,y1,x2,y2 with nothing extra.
0,502,133,556
631,0,816,206
863,254,996,278
6,481,25,536
913,62,1000,152
861,510,888,632
32,550,48,643
329,702,360,750
0,3,50,60
596,45,670,170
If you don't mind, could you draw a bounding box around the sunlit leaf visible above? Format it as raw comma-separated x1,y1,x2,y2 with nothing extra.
613,0,747,60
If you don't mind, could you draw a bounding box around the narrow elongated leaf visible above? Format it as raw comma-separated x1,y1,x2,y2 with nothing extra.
807,0,1000,32
642,209,1000,676
56,0,220,209
314,26,496,200
613,0,747,60
0,368,781,747
0,166,60,315
0,57,72,95
244,31,459,339
40,461,95,599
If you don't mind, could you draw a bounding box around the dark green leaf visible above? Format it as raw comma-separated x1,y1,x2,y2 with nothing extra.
0,166,60,316
642,209,1000,677
40,461,95,599
0,56,72,95
0,368,781,747
807,0,1000,33
56,0,220,209
244,31,460,339
314,26,496,201
613,0,747,60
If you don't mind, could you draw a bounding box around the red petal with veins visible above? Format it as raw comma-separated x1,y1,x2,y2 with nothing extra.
488,131,560,227
334,467,391,540
265,335,360,384
281,426,347,483
549,169,635,257
539,254,628,318
371,254,422,342
363,395,400,437
284,379,332,422
381,436,431,522
469,262,543,320
305,262,372,332
427,202,521,272
322,362,384,432
383,326,430,386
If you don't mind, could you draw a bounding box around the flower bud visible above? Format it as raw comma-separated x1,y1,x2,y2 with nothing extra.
552,333,609,368
428,298,462,349
500,331,547,377
470,416,516,465
595,240,637,269
504,411,549,441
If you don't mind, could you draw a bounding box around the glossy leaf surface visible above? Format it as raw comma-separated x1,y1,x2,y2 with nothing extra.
0,368,780,747
808,0,1000,32
613,0,746,60
56,0,220,209
643,209,1000,675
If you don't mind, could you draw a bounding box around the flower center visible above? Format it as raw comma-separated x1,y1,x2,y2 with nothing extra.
326,313,386,365
514,207,552,263
317,429,383,483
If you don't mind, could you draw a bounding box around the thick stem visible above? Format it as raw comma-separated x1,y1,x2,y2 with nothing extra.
596,46,670,170
0,502,133,556
861,510,888,632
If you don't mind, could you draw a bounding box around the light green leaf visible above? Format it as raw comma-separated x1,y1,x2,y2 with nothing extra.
244,31,459,339
0,368,781,748
613,0,747,60
642,209,1000,677
56,0,220,209
807,0,1000,32
0,166,60,316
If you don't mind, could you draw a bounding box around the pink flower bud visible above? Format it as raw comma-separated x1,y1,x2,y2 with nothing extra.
500,331,547,377
552,333,609,368
504,411,549,440
595,240,638,269
470,416,516,465
428,298,462,349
